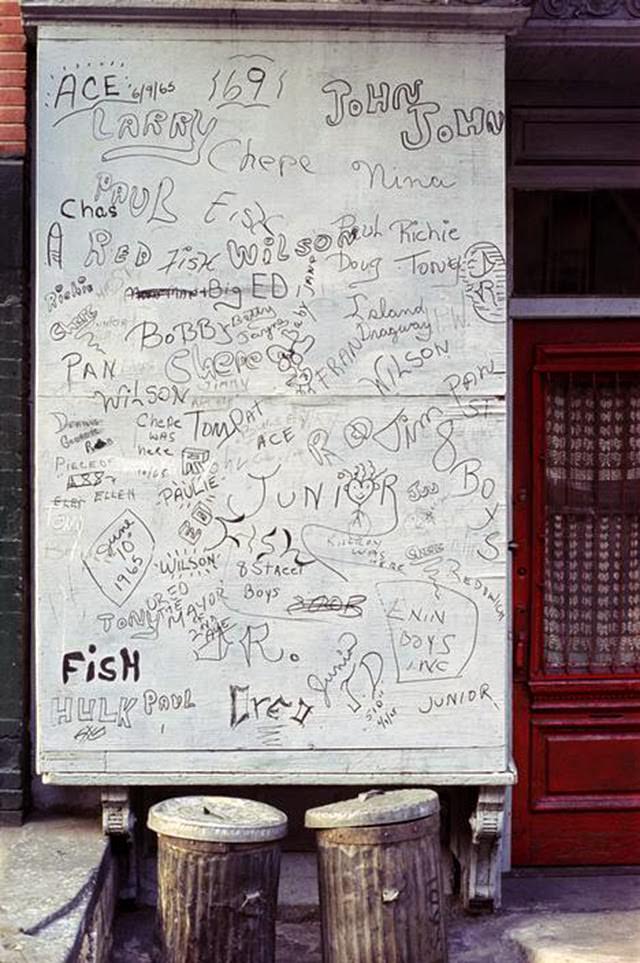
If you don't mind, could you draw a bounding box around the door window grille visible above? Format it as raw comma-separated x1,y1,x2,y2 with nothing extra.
543,370,640,674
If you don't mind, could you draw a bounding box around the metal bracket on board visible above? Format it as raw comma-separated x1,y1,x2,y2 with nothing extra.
101,788,139,900
465,786,506,912
101,787,135,838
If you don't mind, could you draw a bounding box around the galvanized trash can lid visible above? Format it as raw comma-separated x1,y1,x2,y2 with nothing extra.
305,789,439,829
148,796,288,843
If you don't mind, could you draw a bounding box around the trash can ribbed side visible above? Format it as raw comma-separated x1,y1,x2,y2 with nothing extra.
316,815,447,963
156,835,281,963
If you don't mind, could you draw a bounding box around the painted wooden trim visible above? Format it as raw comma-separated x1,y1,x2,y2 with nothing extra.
508,107,640,187
508,81,640,111
42,764,517,785
534,343,640,375
509,166,640,189
512,108,640,160
22,0,533,32
511,21,640,43
510,298,640,318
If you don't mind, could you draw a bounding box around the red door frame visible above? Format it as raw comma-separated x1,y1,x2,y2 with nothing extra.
512,319,640,866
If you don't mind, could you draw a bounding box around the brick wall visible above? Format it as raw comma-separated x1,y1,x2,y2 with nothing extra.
0,1,25,155
0,0,26,823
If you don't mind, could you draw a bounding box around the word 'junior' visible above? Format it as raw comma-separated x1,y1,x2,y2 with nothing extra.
322,78,504,150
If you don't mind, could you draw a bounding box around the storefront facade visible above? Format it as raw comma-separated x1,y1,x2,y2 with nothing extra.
0,0,638,907
509,19,640,865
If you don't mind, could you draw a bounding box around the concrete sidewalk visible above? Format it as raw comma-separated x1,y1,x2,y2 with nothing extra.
112,856,640,963
0,816,116,963
1,818,638,963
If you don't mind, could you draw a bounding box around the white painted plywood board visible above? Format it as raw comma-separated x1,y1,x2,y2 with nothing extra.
35,27,508,782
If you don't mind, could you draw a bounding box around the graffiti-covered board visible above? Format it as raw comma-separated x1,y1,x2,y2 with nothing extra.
35,26,508,782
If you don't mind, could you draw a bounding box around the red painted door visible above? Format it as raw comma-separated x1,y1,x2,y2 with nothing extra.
513,319,640,866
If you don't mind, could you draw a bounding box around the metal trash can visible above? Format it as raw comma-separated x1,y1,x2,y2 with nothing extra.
305,789,447,963
148,795,287,963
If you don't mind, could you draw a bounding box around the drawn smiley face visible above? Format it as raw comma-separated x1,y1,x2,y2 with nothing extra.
345,476,376,506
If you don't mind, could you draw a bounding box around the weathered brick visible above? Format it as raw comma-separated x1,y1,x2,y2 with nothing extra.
0,551,25,575
0,84,24,105
0,70,24,87
0,769,21,789
0,516,24,544
0,393,23,411
0,413,23,428
0,276,23,300
0,356,21,379
0,485,23,514
0,161,23,264
0,735,20,769
0,647,21,679
0,571,24,595
0,122,24,140
0,276,24,304
0,672,24,713
0,389,23,406
0,292,23,317
0,546,23,562
0,505,23,530
0,17,23,33
0,466,24,488
0,718,22,738
0,656,22,676
0,448,23,465
0,141,25,155
0,408,23,428
0,466,24,487
0,334,25,354
0,455,24,476
0,625,23,657
0,788,24,812
0,650,24,693
0,104,23,123
0,533,24,551
0,141,25,823
0,52,25,68
0,808,23,825
0,35,24,52
0,338,25,356
0,413,23,447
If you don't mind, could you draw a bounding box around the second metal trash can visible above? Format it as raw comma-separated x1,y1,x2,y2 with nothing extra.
305,789,447,963
148,795,287,963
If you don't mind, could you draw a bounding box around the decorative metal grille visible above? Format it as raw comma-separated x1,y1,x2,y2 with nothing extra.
543,371,640,674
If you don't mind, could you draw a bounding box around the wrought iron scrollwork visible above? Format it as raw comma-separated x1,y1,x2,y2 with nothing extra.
540,0,640,16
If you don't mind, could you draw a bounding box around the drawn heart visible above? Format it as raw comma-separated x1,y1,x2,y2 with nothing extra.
346,477,375,505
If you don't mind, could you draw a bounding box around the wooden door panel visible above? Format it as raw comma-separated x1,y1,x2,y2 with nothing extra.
531,717,640,807
513,319,640,866
526,811,640,866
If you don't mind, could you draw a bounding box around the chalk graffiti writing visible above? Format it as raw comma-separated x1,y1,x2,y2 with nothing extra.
36,37,507,772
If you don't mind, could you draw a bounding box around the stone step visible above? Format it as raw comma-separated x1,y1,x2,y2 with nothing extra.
510,912,640,963
0,816,113,963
